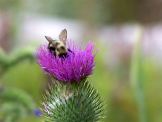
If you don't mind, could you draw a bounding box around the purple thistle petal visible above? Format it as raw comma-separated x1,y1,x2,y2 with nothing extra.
36,41,95,83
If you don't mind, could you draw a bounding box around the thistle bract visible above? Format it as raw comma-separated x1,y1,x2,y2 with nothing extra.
37,42,95,83
42,80,103,122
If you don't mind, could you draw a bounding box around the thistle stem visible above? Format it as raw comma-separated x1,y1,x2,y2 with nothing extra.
130,26,147,122
0,48,35,75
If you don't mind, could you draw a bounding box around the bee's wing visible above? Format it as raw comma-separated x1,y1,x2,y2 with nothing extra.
45,36,54,43
59,29,67,45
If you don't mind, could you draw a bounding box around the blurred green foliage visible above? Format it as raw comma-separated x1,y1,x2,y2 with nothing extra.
0,0,22,11
0,47,45,122
0,87,35,122
0,48,35,75
27,0,141,24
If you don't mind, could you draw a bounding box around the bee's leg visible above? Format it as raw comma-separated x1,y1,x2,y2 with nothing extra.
68,49,74,55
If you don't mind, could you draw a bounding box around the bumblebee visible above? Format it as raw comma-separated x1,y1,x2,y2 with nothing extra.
45,29,71,57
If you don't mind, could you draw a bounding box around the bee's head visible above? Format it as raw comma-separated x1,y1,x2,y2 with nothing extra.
55,40,67,55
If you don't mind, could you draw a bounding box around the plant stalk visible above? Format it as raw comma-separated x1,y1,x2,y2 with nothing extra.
130,26,147,122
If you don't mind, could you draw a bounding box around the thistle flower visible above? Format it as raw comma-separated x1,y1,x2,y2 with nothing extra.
37,41,95,83
37,36,103,122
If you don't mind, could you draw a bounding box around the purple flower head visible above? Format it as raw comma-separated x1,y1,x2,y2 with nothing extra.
37,41,95,83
